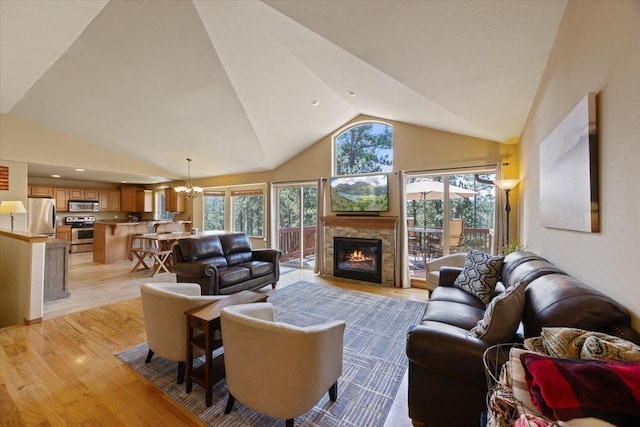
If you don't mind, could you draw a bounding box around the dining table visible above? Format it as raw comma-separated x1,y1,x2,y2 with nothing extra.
407,226,443,261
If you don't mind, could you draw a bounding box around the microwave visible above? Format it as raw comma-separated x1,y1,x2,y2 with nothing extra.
68,200,100,212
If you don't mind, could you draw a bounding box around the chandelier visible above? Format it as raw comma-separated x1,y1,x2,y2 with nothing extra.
174,158,203,199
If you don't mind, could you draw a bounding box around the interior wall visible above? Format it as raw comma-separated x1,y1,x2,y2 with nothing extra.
519,0,640,327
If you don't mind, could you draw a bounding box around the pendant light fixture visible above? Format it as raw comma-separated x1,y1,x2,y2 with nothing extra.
174,158,203,199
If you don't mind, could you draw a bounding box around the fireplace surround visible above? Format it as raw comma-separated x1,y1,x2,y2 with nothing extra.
322,216,398,286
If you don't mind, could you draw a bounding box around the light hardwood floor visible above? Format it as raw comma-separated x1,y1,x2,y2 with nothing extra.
1,253,429,426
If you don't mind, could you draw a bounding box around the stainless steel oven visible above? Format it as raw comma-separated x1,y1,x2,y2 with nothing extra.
66,216,95,253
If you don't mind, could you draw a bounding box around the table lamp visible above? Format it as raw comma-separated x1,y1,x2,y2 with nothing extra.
0,200,27,231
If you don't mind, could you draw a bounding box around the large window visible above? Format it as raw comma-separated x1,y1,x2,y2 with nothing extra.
334,122,393,175
155,190,172,220
203,191,225,231
231,190,264,237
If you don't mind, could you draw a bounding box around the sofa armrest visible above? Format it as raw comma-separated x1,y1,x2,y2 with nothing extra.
438,266,463,286
251,249,282,281
406,322,490,390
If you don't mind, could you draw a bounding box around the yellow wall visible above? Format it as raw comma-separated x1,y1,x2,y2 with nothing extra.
518,1,640,327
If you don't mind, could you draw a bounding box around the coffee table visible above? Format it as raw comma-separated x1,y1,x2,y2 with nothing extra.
184,290,268,406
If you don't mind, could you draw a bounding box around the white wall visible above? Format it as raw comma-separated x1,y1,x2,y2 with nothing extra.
519,1,640,328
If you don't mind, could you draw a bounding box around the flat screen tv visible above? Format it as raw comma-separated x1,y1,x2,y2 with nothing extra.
330,174,389,212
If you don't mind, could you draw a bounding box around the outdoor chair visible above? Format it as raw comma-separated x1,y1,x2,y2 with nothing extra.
427,219,464,259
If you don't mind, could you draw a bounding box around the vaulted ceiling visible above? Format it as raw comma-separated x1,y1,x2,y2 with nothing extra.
1,0,566,183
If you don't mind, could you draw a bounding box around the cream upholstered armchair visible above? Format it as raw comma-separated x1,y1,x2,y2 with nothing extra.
140,283,224,384
424,252,467,292
220,303,346,427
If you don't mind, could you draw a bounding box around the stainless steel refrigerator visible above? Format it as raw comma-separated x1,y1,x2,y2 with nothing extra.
27,197,56,236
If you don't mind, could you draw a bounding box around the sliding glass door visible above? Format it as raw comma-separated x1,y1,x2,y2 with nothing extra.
276,183,318,270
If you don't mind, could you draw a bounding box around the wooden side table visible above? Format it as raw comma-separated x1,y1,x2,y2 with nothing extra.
185,290,269,407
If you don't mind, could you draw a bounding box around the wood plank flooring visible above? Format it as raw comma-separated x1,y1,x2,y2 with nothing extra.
1,253,429,427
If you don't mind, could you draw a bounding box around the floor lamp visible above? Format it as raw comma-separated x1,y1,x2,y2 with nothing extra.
495,179,520,246
0,200,27,232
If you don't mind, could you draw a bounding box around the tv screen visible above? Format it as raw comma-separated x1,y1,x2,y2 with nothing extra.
330,174,389,212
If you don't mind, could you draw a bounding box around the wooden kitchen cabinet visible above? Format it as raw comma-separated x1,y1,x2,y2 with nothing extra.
53,188,69,211
100,190,121,212
30,186,53,197
56,225,72,242
136,190,153,212
120,185,137,212
69,188,99,200
165,188,185,213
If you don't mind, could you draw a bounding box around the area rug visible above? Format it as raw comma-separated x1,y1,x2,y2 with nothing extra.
116,281,425,426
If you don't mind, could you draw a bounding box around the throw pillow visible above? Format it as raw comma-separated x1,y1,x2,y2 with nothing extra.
469,282,525,343
520,353,640,425
453,249,504,304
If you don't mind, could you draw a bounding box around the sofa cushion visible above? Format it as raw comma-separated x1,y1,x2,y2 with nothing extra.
239,260,273,278
177,235,224,262
469,281,525,343
421,299,486,331
429,286,487,308
193,256,228,269
219,233,253,265
218,266,251,287
453,249,504,304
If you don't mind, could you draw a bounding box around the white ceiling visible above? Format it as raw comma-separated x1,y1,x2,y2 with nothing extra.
0,0,566,183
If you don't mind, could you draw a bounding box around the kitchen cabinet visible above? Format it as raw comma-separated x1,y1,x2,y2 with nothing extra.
165,188,185,213
120,185,137,212
56,225,72,242
100,190,121,212
69,188,99,200
54,188,69,212
136,190,153,212
30,186,53,197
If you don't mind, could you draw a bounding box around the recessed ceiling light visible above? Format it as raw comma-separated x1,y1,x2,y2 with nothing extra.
121,181,127,184
75,168,85,172
311,100,319,107
52,174,61,178
348,91,356,97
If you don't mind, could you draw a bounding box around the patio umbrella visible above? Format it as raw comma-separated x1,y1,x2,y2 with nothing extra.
405,180,477,227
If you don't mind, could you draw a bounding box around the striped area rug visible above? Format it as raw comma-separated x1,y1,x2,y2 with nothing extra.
116,281,426,426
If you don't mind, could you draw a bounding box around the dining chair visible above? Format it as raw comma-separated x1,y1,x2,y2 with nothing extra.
406,218,421,261
427,219,464,259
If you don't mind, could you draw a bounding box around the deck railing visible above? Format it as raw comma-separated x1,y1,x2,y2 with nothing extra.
278,226,493,263
278,226,317,262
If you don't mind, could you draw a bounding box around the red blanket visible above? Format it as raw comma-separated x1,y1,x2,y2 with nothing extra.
520,353,640,426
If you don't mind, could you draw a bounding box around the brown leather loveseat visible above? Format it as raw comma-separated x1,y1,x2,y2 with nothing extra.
405,251,640,427
172,233,281,295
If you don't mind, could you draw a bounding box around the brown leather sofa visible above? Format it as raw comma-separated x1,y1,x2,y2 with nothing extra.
406,251,640,427
172,233,281,295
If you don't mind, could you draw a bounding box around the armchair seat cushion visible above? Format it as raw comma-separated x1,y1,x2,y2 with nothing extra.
218,266,251,287
239,260,274,278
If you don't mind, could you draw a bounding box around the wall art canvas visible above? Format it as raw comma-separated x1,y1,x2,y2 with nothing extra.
540,92,599,232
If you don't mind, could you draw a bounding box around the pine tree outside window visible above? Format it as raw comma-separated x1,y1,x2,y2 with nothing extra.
334,122,393,175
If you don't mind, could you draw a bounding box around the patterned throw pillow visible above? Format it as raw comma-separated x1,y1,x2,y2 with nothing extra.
469,282,525,343
453,249,504,304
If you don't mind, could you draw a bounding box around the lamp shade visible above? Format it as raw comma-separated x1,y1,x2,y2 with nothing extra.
495,179,520,191
0,200,26,214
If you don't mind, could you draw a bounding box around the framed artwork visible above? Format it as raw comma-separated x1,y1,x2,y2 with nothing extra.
0,166,8,190
539,92,599,232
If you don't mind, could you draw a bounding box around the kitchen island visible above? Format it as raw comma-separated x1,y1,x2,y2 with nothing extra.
93,221,191,264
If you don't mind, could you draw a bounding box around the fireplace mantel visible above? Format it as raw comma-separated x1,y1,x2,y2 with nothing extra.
322,216,398,230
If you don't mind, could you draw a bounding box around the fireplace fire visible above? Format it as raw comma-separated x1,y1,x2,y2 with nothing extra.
334,237,382,283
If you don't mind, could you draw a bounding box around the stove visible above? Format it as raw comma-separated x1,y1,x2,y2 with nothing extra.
65,216,95,253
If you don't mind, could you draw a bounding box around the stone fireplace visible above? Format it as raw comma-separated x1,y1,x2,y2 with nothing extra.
322,216,398,285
